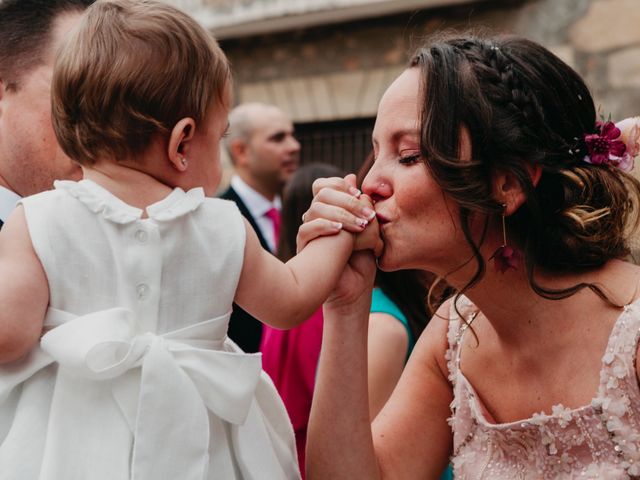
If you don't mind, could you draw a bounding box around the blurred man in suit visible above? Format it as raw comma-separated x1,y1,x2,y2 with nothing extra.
0,0,94,229
221,102,300,352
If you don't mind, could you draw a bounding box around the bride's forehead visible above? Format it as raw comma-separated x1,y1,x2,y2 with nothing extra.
371,70,422,145
372,109,420,142
379,70,421,105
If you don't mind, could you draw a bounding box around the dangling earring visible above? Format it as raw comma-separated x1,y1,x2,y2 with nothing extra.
489,204,522,273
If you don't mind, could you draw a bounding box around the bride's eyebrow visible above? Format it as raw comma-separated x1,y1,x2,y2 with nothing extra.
392,129,420,142
372,128,419,145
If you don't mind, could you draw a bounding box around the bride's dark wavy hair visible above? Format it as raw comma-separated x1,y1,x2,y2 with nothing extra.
411,33,640,308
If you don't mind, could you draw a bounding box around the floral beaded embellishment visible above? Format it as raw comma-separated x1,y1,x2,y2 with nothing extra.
448,298,640,479
590,311,640,477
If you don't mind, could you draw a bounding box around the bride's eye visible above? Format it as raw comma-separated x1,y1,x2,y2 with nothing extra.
399,154,420,165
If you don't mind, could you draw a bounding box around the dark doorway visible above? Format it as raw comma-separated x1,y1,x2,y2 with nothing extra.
295,117,375,175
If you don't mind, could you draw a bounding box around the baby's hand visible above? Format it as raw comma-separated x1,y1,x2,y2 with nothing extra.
353,195,383,256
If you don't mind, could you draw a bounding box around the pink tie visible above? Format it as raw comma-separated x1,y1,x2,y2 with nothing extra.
265,207,281,249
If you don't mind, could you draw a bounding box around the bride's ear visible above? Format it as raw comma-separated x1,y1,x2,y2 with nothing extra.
492,164,541,216
168,118,196,172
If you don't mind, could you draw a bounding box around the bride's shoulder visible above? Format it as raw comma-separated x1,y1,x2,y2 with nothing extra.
589,259,640,306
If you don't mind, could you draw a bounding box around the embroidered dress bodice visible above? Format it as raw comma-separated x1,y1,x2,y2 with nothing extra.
446,297,640,479
0,180,299,480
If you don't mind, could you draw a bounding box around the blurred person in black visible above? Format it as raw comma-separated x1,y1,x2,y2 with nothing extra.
221,102,300,352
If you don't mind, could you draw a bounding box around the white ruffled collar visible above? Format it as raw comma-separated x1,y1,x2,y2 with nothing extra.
54,179,205,224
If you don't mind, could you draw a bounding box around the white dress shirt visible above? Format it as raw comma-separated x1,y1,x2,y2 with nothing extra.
230,176,281,253
0,185,21,224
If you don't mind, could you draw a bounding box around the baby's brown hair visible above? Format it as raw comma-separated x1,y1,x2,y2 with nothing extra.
52,0,230,165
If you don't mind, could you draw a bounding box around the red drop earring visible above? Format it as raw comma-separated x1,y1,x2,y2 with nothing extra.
489,205,522,273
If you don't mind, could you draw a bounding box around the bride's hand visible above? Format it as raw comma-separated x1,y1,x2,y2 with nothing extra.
297,174,383,255
324,249,377,311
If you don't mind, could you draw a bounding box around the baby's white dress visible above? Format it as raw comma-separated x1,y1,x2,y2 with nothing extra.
0,179,300,480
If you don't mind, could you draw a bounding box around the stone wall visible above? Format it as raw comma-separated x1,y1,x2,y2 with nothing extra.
218,0,640,122
568,0,640,119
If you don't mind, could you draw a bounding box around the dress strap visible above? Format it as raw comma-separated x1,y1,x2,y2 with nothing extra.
597,302,640,393
592,302,640,477
445,296,476,386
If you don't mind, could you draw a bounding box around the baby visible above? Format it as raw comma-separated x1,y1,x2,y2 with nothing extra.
0,1,377,479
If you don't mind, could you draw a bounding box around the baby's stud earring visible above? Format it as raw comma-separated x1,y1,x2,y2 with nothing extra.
180,156,188,168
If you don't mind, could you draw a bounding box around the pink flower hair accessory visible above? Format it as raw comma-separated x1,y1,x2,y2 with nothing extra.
583,117,640,172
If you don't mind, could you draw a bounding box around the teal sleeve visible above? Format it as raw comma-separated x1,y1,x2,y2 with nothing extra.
370,288,415,357
440,465,453,480
371,289,451,478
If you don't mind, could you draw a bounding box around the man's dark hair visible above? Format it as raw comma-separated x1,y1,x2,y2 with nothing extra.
0,0,94,90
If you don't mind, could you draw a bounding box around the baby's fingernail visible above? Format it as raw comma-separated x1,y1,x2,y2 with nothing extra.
356,218,369,227
362,207,376,220
332,222,343,230
348,186,362,197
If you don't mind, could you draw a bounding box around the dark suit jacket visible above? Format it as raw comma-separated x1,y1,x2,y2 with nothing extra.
220,185,270,352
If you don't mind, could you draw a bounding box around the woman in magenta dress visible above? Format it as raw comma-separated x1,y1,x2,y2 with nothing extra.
260,163,341,475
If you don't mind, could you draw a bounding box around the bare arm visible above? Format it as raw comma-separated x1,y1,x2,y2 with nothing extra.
370,303,453,478
307,293,454,479
235,216,370,329
306,250,381,479
367,312,408,420
235,174,382,329
0,206,49,363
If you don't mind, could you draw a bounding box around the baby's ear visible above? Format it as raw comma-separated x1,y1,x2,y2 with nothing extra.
168,118,196,172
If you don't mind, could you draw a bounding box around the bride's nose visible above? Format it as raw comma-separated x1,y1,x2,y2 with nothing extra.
362,169,391,204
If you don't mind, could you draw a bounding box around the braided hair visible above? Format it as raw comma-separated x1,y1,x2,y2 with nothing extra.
410,34,640,303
